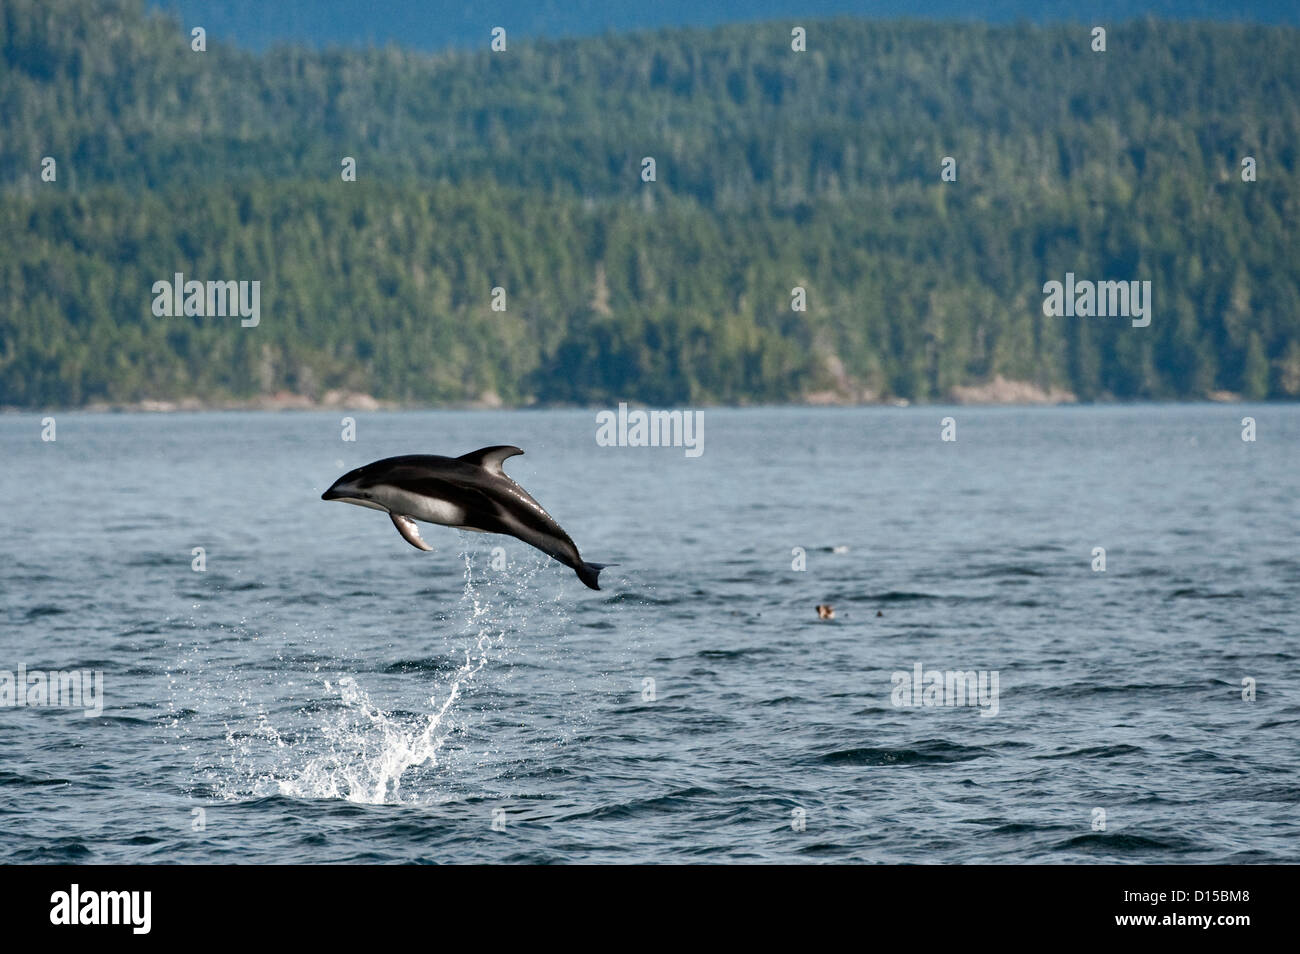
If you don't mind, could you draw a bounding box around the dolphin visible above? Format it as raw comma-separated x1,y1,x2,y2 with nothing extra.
321,445,610,590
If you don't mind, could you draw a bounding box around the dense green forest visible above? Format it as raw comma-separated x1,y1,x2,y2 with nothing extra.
1,0,1298,407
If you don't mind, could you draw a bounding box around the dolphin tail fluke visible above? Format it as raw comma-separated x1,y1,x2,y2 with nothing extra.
576,561,614,591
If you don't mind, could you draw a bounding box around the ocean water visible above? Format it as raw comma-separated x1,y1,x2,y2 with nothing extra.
1,405,1297,864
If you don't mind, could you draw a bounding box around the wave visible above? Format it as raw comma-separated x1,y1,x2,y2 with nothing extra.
1033,743,1144,759
24,605,68,619
1167,587,1248,599
816,739,991,766
1053,831,1201,854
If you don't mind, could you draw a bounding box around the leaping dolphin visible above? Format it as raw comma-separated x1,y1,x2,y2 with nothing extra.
321,445,610,590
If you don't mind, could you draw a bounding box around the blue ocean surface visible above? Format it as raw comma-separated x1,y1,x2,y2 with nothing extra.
0,405,1296,863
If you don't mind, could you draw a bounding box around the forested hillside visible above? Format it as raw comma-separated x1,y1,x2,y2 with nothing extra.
2,0,1298,407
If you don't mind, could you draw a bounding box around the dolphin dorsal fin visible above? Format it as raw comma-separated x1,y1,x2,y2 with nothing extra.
457,444,524,476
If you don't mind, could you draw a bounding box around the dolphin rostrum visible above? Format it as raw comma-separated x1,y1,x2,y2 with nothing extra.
321,445,610,590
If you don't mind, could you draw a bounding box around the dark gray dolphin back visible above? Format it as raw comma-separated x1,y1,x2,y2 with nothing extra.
416,446,609,590
459,447,602,586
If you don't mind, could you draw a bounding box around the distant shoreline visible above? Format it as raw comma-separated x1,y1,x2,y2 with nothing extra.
1,380,1261,414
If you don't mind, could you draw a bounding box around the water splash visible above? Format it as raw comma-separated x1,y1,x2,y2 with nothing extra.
171,542,587,806
277,627,495,803
271,554,502,803
171,550,522,804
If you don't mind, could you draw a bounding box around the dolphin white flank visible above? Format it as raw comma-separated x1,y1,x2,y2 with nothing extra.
321,445,611,590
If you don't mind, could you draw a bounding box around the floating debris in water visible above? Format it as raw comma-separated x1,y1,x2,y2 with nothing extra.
816,604,835,619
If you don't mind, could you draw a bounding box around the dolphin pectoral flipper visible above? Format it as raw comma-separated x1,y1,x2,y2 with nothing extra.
390,513,434,551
